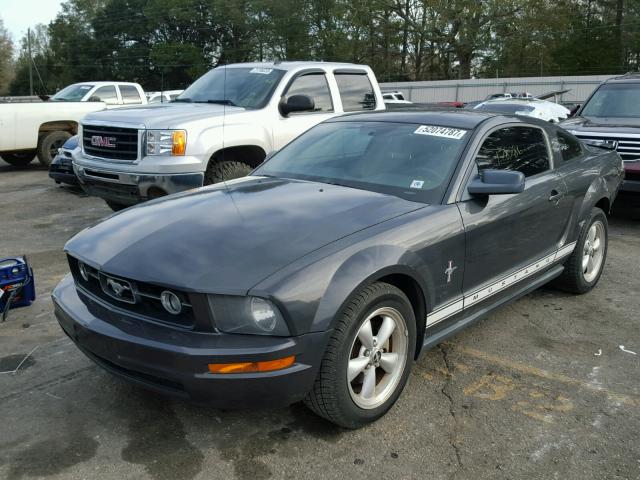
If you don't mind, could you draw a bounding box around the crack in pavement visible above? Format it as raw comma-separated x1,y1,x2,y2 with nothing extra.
439,344,463,477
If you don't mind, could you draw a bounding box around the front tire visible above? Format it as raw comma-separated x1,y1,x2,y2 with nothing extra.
1,151,36,166
105,200,129,212
555,207,608,294
204,160,252,185
37,131,72,167
304,282,416,429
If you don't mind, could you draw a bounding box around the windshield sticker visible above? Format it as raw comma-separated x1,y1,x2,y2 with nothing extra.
250,68,273,75
414,125,466,140
410,180,424,189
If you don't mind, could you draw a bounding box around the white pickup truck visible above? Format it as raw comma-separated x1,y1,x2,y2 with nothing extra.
72,62,386,210
0,81,146,167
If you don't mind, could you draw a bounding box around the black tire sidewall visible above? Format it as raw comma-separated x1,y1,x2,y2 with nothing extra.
105,200,128,212
204,160,252,185
334,292,416,426
38,131,72,167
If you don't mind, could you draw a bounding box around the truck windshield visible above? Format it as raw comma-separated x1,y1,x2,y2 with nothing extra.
176,67,286,109
51,84,94,102
255,121,469,204
581,83,640,118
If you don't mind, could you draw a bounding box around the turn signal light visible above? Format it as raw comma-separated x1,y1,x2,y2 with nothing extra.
172,131,187,155
208,355,295,374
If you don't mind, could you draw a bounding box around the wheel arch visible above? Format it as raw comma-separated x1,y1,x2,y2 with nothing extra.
207,145,267,170
38,120,78,136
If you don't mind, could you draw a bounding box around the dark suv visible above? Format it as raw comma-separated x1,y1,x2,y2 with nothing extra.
562,73,640,192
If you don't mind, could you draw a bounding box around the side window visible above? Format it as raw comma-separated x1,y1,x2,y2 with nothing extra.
119,85,142,104
91,86,118,105
284,73,333,112
476,126,550,177
555,129,582,162
335,72,376,111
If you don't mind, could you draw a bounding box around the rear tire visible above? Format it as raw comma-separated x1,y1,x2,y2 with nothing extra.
37,131,72,167
304,282,416,429
105,200,129,212
204,160,252,185
555,207,608,294
1,151,36,166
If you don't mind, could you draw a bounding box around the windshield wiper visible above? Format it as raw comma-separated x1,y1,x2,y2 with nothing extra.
202,99,238,106
172,98,192,103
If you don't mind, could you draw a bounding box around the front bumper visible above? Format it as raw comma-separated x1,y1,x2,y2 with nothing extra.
74,163,204,205
52,274,328,407
49,154,78,185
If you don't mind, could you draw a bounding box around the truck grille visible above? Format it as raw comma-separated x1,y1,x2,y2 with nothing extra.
83,125,139,161
574,133,640,161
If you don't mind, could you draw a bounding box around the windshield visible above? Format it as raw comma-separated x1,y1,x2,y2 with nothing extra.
51,84,94,102
255,121,469,203
581,83,640,118
176,67,285,109
475,103,535,114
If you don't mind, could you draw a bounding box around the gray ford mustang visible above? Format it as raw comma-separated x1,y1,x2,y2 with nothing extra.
53,111,623,428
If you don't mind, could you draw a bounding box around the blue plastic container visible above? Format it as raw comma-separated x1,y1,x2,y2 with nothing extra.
0,256,35,313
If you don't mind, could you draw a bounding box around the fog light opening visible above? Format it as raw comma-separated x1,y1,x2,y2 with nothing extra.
160,290,182,315
208,355,295,374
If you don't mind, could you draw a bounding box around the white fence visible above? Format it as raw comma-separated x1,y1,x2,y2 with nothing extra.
380,74,617,104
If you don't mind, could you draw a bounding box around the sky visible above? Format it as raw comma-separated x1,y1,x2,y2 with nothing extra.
1,0,64,42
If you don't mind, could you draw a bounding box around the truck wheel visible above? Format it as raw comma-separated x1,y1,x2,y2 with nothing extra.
37,131,72,167
1,151,36,167
105,200,129,212
204,160,252,185
304,282,416,429
555,207,608,294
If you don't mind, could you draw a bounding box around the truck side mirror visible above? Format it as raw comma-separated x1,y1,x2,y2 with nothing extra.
279,95,315,116
468,169,525,196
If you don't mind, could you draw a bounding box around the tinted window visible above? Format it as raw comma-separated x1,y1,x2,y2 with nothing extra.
476,126,550,177
335,73,376,111
581,83,640,118
119,85,142,104
256,121,469,203
555,130,582,162
284,73,333,112
92,86,118,104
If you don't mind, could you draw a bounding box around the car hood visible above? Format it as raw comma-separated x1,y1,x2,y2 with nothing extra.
562,115,640,133
65,177,425,293
81,103,246,129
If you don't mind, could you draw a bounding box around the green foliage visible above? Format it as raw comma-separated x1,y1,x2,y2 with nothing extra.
0,18,13,94
7,0,640,95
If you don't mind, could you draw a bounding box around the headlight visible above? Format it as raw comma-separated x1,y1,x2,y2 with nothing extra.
146,130,186,156
207,295,290,336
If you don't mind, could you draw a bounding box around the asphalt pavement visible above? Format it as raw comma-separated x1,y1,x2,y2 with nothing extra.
0,160,638,480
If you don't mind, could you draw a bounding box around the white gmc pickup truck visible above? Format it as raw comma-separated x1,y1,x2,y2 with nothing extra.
72,62,386,210
0,82,146,167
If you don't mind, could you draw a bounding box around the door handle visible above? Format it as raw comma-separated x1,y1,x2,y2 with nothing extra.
548,190,563,203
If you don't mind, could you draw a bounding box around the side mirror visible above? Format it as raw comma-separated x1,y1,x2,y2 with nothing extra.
468,169,525,196
279,94,315,116
88,96,102,102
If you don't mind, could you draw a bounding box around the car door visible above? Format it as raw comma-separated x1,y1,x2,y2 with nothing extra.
272,71,337,150
457,124,570,301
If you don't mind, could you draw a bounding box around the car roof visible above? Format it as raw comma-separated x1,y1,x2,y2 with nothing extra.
605,72,640,84
223,61,371,72
326,109,498,129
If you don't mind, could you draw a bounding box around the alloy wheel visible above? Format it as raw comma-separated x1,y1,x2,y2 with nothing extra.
582,221,605,283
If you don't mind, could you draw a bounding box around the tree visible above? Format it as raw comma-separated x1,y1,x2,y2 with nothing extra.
0,17,14,94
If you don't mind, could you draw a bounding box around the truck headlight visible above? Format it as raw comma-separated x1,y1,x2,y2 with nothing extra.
146,130,186,156
207,295,290,336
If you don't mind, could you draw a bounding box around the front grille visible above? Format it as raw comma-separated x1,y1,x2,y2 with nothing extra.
67,255,196,329
82,124,139,161
575,133,640,161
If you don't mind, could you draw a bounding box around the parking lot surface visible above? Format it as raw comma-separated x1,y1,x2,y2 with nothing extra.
1,160,639,480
